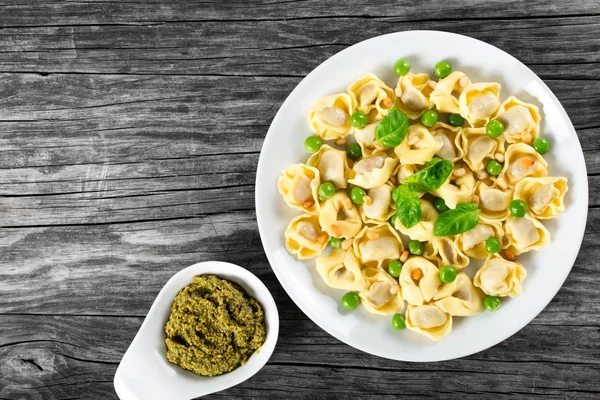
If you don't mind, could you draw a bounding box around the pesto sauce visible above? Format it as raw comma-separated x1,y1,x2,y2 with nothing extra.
164,274,266,377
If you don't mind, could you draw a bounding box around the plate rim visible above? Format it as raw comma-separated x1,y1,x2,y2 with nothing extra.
255,30,589,362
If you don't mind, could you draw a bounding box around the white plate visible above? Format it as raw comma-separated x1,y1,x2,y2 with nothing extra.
256,31,588,361
114,261,279,399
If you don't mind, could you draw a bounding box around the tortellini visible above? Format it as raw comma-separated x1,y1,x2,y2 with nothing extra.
348,73,395,122
430,122,465,162
498,143,548,187
395,199,439,241
359,268,405,315
394,73,434,119
459,82,502,127
474,254,527,297
429,71,469,114
353,223,404,269
461,127,505,172
514,177,568,219
426,236,470,270
431,164,476,209
354,122,378,156
457,220,503,259
359,184,394,223
405,304,452,341
307,145,350,189
503,214,550,255
285,214,328,260
475,181,513,222
278,163,320,214
494,96,541,144
308,93,354,140
347,153,397,189
316,248,366,291
399,256,441,306
433,273,485,316
394,124,443,165
318,192,362,239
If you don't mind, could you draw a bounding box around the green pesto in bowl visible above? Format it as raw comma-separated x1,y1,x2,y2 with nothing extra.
164,274,267,377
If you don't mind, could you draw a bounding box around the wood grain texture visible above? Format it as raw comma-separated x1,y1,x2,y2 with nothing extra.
0,0,599,399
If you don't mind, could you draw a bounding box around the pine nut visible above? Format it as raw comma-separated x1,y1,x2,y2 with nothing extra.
459,76,470,88
331,225,343,238
503,249,515,262
411,269,423,280
453,168,466,177
335,137,347,146
400,250,409,263
382,97,392,107
374,144,386,151
302,200,315,209
342,197,353,211
317,233,328,244
494,152,505,163
477,171,488,180
363,195,372,206
341,238,353,250
389,285,400,295
366,231,380,240
496,177,508,190
471,194,480,205
427,80,437,89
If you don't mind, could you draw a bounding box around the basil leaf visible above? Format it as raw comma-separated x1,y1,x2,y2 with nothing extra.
406,158,454,192
434,203,480,236
395,185,422,229
374,107,409,148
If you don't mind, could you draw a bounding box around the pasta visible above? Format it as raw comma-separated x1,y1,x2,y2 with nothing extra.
279,61,568,342
316,248,367,291
285,213,328,260
308,93,355,140
278,163,321,214
348,73,395,122
474,254,527,297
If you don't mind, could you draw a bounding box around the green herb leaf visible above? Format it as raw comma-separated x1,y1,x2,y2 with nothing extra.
374,107,409,148
434,203,480,236
395,184,422,229
406,158,454,192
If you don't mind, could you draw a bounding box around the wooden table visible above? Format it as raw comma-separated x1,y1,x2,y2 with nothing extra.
1,1,599,398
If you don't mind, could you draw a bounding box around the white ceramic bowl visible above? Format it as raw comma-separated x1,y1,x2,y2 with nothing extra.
255,31,588,361
113,261,279,399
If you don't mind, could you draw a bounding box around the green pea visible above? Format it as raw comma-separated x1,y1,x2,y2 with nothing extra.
341,292,360,310
421,109,438,127
408,240,424,255
448,113,464,126
351,111,368,129
318,182,336,201
304,135,323,153
486,120,505,138
433,197,449,213
394,58,411,76
346,143,362,160
484,295,502,312
329,237,342,248
439,265,457,283
350,187,366,205
389,214,398,227
485,237,501,254
391,186,401,203
388,260,402,277
509,199,528,218
486,160,503,176
532,137,550,155
434,61,452,79
392,313,406,330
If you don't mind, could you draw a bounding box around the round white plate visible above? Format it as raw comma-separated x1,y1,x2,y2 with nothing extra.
255,31,588,361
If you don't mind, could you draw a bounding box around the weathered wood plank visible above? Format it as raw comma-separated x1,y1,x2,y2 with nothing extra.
0,16,599,80
0,315,598,399
1,208,598,326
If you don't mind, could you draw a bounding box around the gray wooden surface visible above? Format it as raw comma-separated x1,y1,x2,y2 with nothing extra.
1,1,599,399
